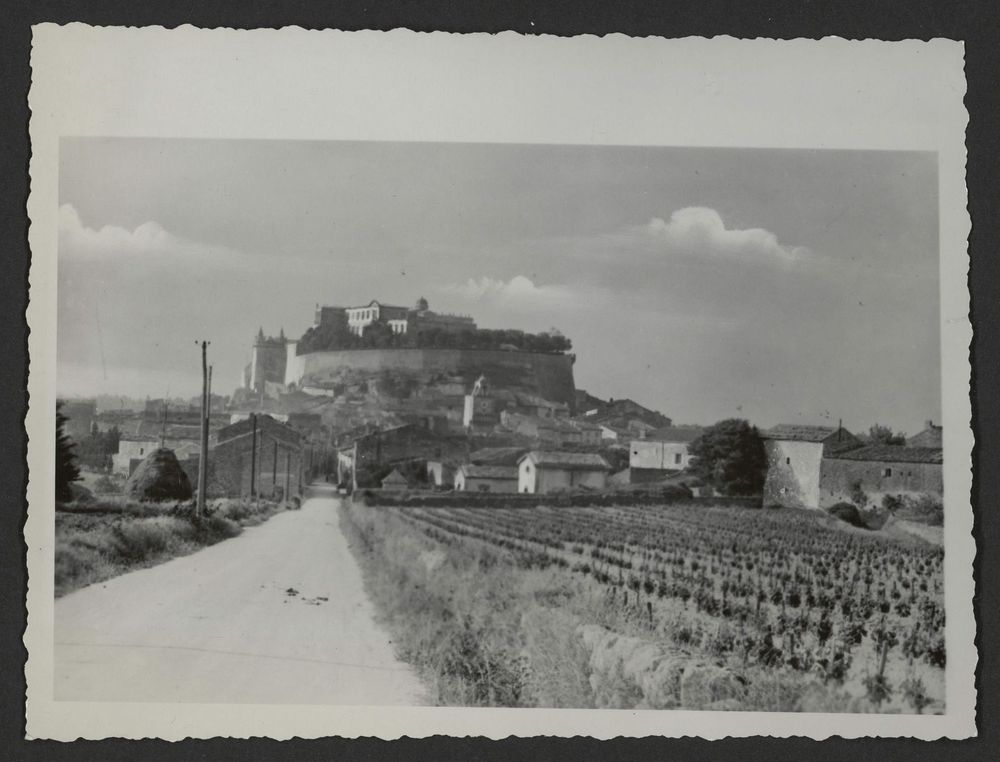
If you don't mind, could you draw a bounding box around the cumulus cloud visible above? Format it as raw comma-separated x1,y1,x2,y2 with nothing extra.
642,207,806,264
60,204,176,256
445,275,577,305
58,203,246,268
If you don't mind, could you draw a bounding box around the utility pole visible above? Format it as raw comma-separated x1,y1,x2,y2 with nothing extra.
249,413,258,500
273,438,279,490
207,366,213,420
196,341,210,520
159,401,168,449
284,448,291,502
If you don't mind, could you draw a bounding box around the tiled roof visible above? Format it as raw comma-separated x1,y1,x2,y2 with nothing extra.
826,445,943,464
459,464,519,480
469,447,529,466
762,424,850,443
521,451,611,471
381,468,409,484
907,426,943,448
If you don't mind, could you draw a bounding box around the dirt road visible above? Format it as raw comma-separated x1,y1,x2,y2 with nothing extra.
54,492,427,705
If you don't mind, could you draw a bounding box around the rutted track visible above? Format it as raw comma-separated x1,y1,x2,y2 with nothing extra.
54,491,427,705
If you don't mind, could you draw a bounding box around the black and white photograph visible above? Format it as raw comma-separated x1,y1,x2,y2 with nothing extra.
24,27,974,740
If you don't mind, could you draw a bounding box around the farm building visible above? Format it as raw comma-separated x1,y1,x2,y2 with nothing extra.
454,464,519,493
907,420,943,449
629,426,703,473
517,451,611,494
338,422,447,488
112,433,202,477
208,414,304,500
762,424,862,509
381,468,410,490
818,445,943,509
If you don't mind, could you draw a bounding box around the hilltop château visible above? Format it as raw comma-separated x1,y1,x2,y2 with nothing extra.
320,297,476,337
236,297,577,411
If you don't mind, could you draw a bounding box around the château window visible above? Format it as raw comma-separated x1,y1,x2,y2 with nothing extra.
883,467,892,477
674,453,682,464
786,457,791,465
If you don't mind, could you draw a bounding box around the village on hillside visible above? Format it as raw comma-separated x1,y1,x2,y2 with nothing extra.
58,294,944,519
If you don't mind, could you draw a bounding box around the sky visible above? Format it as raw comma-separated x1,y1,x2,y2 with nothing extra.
56,138,940,435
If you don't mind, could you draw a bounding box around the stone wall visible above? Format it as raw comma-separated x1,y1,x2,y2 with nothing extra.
290,348,577,409
818,457,943,510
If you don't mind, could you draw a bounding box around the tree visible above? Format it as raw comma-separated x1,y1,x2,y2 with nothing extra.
687,419,767,496
55,402,81,502
869,424,906,445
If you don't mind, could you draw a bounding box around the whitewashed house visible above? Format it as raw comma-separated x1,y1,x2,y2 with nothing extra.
454,464,519,493
517,451,611,494
629,426,704,472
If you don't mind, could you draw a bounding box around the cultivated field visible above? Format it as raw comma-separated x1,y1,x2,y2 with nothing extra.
343,499,945,713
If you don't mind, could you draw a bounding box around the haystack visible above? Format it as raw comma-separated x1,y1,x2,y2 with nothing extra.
124,448,193,501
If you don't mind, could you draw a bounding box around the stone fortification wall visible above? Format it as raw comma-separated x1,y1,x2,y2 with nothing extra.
290,348,577,409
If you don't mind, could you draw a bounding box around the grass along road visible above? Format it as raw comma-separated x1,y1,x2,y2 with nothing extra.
54,490,427,705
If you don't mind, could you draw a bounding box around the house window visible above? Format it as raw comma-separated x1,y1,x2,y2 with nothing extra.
674,453,682,465
786,457,791,465
883,467,892,478
140,448,144,455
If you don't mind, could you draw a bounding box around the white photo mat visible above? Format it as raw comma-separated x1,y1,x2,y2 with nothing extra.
24,25,974,740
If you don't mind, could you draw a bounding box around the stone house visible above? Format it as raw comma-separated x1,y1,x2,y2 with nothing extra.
517,451,611,494
818,445,943,509
338,422,447,488
598,424,625,442
762,424,862,509
566,419,604,447
209,414,304,499
501,411,599,447
906,420,943,449
454,464,520,493
629,426,703,472
381,469,410,490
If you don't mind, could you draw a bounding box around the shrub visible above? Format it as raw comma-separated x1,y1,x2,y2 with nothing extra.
899,494,944,526
196,514,242,544
687,419,767,496
849,480,868,509
93,475,121,494
55,402,81,503
826,502,865,528
69,483,95,503
881,494,904,514
110,518,184,561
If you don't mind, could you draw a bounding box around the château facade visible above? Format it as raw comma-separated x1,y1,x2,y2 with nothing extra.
323,297,476,337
